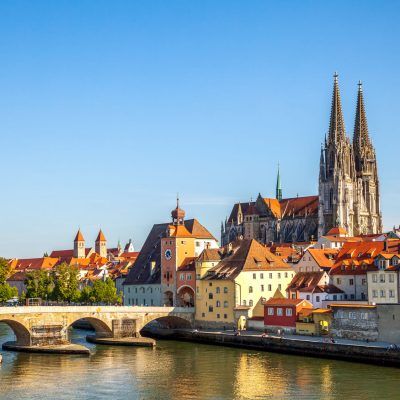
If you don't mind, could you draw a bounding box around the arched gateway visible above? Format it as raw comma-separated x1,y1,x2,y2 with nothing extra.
0,306,194,347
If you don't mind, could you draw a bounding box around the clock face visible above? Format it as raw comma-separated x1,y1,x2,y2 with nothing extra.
165,249,172,260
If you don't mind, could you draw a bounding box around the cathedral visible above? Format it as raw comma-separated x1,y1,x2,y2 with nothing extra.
221,74,382,246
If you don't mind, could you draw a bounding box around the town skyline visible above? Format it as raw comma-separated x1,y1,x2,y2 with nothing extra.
1,1,400,257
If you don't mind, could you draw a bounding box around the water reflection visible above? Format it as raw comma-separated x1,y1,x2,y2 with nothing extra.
0,324,399,399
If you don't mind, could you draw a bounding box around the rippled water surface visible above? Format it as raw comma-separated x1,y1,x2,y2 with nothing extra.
0,324,398,399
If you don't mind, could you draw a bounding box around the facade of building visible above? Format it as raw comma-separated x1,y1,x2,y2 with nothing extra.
286,271,344,308
295,248,338,273
367,253,400,304
195,239,295,329
318,75,382,237
123,201,218,307
264,290,313,334
221,193,319,245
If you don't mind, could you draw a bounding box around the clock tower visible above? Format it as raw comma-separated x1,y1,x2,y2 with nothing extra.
161,198,196,306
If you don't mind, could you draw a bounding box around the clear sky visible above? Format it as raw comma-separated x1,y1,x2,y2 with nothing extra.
1,0,400,258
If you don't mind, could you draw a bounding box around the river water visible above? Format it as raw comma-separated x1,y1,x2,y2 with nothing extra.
0,324,398,400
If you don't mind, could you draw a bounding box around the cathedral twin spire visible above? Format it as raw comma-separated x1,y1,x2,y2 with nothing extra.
327,73,372,153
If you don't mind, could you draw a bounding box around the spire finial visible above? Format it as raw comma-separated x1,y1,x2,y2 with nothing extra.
328,72,346,144
358,80,363,91
334,71,338,81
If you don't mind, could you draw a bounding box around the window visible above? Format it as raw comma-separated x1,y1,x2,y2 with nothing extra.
196,241,200,247
209,282,212,287
208,306,213,312
209,293,213,299
291,293,296,299
268,307,274,315
350,294,355,300
278,284,282,290
336,278,341,285
349,279,354,286
187,273,192,280
316,296,320,303
380,274,386,283
224,301,228,308
202,312,205,317
389,274,395,283
181,240,186,244
180,273,185,280
278,273,281,279
372,274,378,283
362,279,366,285
277,308,283,316
216,287,220,294
269,273,272,279
253,273,256,279
151,299,154,306
217,314,220,319
261,285,264,292
260,273,264,279
224,287,228,293
360,312,369,320
389,290,395,298
349,312,357,319
380,290,386,298
216,300,221,307
249,300,253,307
268,284,272,291
285,308,292,317
285,272,288,278
224,314,227,319
249,286,253,293
128,287,130,294
306,295,310,300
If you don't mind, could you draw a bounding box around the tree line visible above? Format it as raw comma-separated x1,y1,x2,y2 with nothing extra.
0,258,122,304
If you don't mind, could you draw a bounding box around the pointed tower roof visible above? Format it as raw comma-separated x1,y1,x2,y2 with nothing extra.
353,80,371,151
74,229,85,242
276,163,282,201
328,72,346,144
171,196,185,225
96,229,106,242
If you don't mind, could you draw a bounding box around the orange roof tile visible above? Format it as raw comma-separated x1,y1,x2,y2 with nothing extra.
74,229,85,242
96,229,106,242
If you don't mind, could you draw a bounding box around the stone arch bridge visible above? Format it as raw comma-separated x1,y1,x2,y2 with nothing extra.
0,306,194,347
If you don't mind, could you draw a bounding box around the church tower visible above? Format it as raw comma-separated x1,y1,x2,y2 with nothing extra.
95,229,107,258
318,73,356,237
73,229,85,258
352,82,382,234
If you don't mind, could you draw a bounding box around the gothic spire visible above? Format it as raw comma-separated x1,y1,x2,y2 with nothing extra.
328,72,346,145
353,80,371,151
276,163,282,201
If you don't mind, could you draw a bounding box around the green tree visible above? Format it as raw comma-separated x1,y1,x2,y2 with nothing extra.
0,257,14,284
80,285,95,303
86,278,122,304
25,270,54,299
0,284,18,302
51,263,80,302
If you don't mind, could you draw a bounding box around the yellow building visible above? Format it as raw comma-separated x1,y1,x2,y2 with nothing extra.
195,239,295,329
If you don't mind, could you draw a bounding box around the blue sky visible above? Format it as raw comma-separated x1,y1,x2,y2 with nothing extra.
1,1,400,258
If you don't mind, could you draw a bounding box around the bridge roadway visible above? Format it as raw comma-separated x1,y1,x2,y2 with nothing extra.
0,306,194,348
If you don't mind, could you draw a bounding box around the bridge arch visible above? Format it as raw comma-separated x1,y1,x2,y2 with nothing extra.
141,314,193,331
68,316,113,338
0,319,31,346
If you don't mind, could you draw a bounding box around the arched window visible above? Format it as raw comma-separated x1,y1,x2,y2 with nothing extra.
216,287,220,294
224,301,228,308
249,286,253,293
216,300,221,307
249,300,253,307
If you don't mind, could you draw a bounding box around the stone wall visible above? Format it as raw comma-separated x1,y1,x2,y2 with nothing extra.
377,304,400,344
331,306,378,341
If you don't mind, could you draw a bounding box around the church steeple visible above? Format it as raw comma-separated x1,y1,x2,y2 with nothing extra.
353,80,373,171
276,163,282,201
328,72,346,145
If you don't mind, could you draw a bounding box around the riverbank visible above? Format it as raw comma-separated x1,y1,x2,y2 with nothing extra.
143,328,400,367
